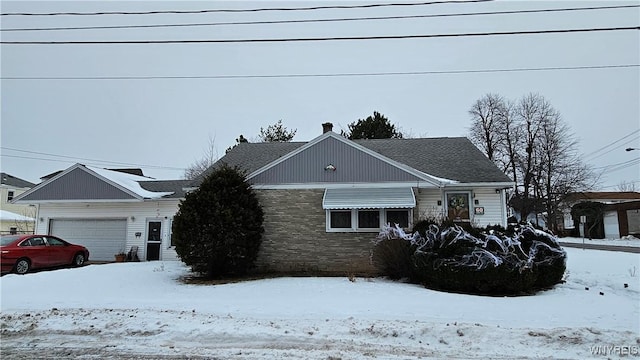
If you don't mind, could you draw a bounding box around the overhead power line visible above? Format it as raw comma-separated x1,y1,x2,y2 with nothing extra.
2,4,637,32
0,0,491,16
1,147,185,171
2,26,638,45
2,64,637,81
585,129,640,160
594,157,640,173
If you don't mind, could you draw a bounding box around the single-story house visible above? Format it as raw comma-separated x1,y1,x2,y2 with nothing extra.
562,192,640,239
200,123,513,273
14,123,513,273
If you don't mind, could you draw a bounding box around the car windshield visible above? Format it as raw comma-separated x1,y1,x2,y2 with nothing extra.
1,235,22,246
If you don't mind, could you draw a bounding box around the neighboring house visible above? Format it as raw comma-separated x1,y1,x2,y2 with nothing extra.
562,192,640,239
13,164,190,261
13,123,513,273
0,173,36,234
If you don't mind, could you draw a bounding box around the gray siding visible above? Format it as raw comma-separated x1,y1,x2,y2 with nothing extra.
252,136,421,184
19,167,137,201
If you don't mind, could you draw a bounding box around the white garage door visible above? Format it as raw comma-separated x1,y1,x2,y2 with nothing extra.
50,219,127,261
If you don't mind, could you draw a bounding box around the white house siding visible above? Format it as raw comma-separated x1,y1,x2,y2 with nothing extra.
415,187,506,227
603,211,621,239
35,201,180,261
415,188,445,221
471,188,507,227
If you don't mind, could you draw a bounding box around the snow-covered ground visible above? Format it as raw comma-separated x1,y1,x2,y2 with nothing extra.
560,235,640,247
1,247,639,359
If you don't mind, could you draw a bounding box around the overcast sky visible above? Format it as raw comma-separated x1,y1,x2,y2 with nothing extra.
1,0,638,191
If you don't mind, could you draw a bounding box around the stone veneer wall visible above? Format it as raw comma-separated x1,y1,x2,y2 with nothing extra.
254,188,378,275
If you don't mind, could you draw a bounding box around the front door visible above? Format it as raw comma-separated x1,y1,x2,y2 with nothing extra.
446,193,471,222
146,220,162,261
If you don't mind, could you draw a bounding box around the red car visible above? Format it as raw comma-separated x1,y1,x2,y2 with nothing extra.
1,235,90,274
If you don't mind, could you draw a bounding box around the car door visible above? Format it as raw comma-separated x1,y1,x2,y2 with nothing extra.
45,236,71,266
20,236,49,268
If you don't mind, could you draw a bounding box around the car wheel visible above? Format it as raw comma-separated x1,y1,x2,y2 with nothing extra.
73,253,86,267
14,258,30,274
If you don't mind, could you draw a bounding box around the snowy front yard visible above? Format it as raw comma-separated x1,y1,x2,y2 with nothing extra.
1,247,639,359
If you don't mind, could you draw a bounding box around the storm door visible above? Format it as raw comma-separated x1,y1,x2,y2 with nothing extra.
146,220,162,261
446,193,471,222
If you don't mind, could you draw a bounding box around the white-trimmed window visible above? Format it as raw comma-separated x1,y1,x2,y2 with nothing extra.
326,208,412,232
330,210,352,229
7,190,14,202
323,187,415,232
386,209,410,228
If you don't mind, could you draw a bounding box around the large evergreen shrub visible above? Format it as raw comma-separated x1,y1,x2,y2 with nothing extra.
172,164,264,278
373,221,566,295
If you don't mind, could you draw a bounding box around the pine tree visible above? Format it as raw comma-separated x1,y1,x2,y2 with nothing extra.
172,164,264,277
258,120,297,142
346,111,403,140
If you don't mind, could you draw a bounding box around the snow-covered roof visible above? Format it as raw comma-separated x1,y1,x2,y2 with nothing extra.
0,210,35,222
87,166,174,199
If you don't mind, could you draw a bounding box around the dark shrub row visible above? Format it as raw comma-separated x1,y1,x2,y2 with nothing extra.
371,220,567,296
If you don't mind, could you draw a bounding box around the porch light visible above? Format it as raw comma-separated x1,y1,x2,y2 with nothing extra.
325,164,336,171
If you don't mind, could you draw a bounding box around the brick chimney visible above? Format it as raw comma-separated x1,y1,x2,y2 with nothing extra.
322,122,333,133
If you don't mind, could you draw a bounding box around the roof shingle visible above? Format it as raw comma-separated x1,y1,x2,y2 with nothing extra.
204,135,511,184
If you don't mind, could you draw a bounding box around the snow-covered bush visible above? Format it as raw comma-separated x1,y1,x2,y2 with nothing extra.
172,164,264,278
371,225,418,279
373,221,566,295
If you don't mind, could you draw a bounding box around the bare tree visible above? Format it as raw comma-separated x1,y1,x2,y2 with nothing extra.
617,181,638,192
496,99,522,191
468,93,504,161
468,92,596,229
532,109,594,232
11,207,36,234
183,135,218,180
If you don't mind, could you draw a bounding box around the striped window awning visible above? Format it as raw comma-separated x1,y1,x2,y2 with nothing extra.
322,187,416,209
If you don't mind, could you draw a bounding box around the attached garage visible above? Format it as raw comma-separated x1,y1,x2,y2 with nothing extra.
49,219,127,261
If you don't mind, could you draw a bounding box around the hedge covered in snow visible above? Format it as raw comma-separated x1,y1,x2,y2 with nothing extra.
372,222,567,295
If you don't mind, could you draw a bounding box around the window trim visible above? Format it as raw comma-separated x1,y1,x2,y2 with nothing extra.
7,190,15,202
326,208,412,232
329,210,353,229
384,209,411,229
